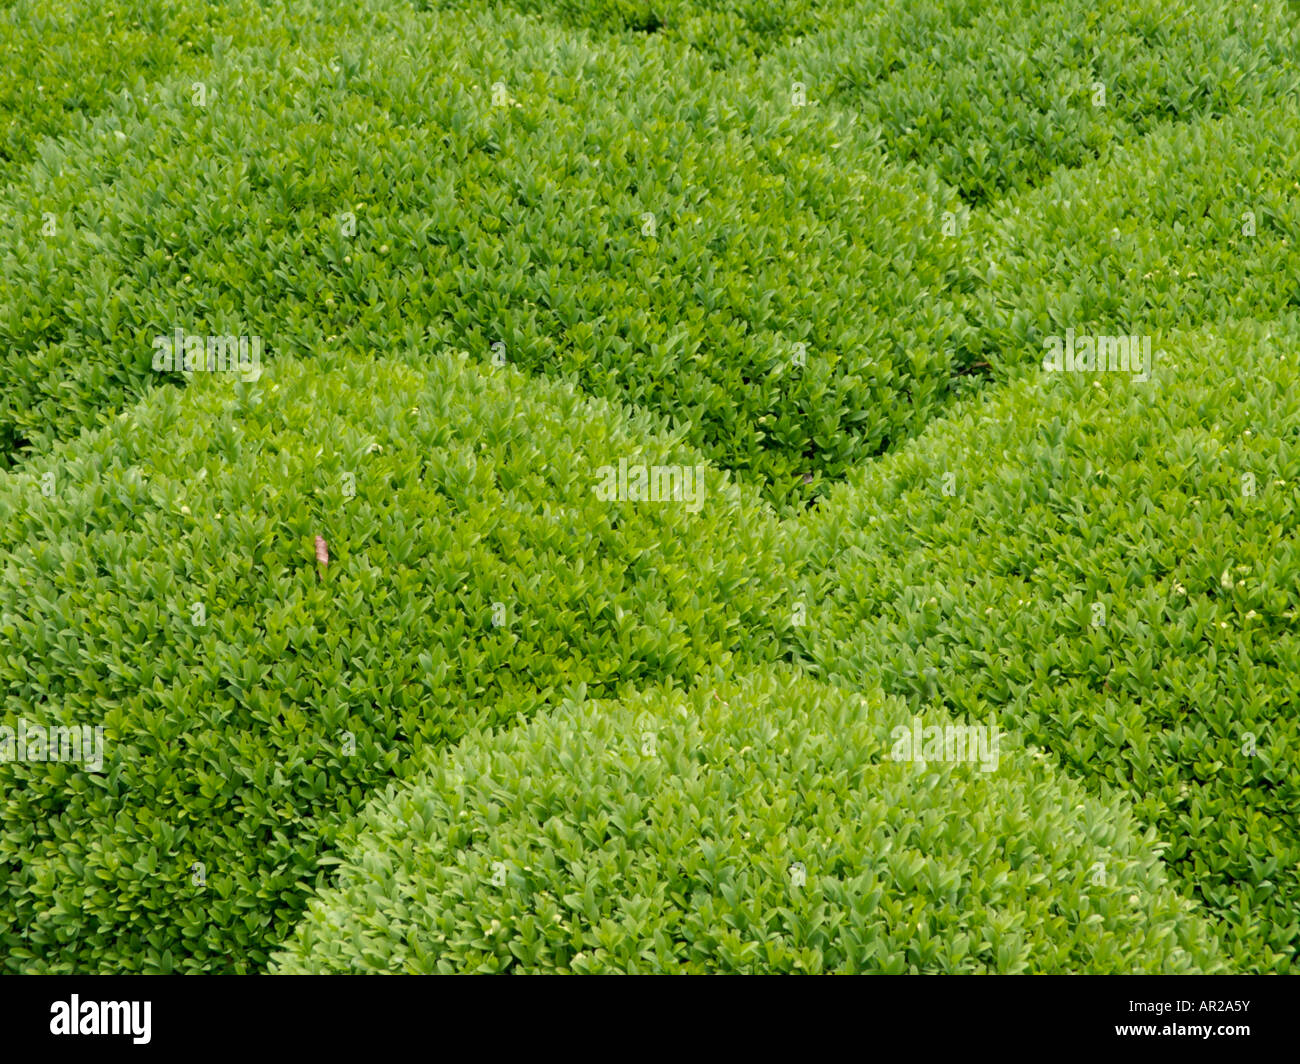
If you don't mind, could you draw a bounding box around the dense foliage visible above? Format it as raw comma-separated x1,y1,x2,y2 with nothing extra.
1,0,1296,973
796,318,1300,971
274,669,1223,974
0,351,791,971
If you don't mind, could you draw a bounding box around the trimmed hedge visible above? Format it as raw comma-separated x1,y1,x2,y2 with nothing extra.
273,668,1223,974
1,0,240,170
1,0,1296,976
0,0,367,175
6,2,1289,494
960,103,1300,371
0,4,962,507
795,318,1300,971
438,0,1297,209
0,348,795,972
0,0,418,460
783,0,1299,203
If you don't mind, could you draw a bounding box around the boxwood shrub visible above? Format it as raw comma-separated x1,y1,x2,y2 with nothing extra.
1,0,1296,977
0,0,250,172
272,667,1223,974
795,318,1300,971
0,347,795,972
0,0,411,176
783,0,1298,204
960,103,1300,372
0,3,963,508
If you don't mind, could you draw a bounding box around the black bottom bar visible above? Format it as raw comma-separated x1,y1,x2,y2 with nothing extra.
1,974,1289,1055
